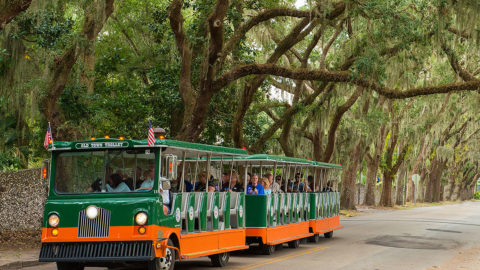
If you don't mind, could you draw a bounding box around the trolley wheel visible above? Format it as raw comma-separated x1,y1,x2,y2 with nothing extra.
309,234,320,243
261,243,276,255
324,231,333,239
56,262,84,270
148,239,176,270
210,252,230,267
288,239,300,249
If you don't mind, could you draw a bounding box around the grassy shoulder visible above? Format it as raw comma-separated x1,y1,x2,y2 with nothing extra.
340,200,476,218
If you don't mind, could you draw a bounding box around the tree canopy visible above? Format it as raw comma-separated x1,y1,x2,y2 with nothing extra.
1,0,479,207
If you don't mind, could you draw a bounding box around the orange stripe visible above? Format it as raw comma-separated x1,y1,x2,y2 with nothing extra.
246,221,312,245
42,225,248,260
308,216,342,234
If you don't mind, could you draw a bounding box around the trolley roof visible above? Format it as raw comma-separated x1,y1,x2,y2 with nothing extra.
188,154,342,169
49,138,248,156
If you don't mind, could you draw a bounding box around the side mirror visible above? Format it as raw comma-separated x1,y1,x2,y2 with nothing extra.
161,181,171,190
165,154,178,180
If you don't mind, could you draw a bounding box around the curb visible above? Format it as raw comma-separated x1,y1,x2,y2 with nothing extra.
0,260,47,270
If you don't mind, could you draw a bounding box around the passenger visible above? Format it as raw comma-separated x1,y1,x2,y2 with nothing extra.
138,169,154,190
171,173,193,192
288,173,304,192
134,167,143,189
158,179,171,215
88,166,112,192
230,171,244,192
247,172,252,186
220,172,230,191
274,175,284,193
262,177,272,195
106,173,131,192
306,175,316,192
322,181,333,192
247,174,264,195
208,183,216,192
124,177,134,190
267,173,280,193
194,171,207,191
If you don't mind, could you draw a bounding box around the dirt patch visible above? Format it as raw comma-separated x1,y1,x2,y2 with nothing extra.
427,247,480,270
366,235,461,250
0,230,42,251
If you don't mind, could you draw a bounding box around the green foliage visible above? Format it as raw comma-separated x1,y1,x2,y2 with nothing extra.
12,9,75,49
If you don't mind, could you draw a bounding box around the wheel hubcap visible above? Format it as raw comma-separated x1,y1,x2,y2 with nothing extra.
158,248,173,270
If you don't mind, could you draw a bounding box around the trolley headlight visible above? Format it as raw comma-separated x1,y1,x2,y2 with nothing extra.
86,205,99,219
135,212,148,226
48,214,59,227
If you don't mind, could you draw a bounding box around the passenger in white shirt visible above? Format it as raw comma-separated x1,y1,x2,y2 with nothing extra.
106,173,131,192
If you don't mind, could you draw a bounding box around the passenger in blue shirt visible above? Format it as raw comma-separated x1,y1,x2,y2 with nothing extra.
247,174,264,195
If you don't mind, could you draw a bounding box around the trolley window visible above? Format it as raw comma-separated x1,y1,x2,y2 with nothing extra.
54,149,156,194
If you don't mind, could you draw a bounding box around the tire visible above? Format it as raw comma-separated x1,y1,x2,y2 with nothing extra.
261,243,276,255
148,239,176,270
324,231,333,238
288,239,300,249
309,234,320,243
56,262,84,270
210,252,230,267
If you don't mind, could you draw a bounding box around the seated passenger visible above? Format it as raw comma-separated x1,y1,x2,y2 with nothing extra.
171,173,193,192
106,173,131,192
208,183,216,192
87,166,113,192
274,175,284,193
230,171,244,192
306,175,316,192
262,177,272,195
247,174,264,195
220,172,230,191
137,169,154,190
194,171,207,192
322,181,334,192
288,173,304,192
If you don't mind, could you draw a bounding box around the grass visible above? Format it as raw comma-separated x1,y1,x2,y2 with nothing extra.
340,200,471,218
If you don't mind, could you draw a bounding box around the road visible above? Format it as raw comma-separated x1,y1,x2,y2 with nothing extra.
30,201,480,270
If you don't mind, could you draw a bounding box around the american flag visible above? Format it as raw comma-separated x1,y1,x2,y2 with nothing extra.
147,120,155,147
43,122,53,150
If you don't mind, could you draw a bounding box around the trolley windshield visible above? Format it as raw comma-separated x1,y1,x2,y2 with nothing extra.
54,149,156,194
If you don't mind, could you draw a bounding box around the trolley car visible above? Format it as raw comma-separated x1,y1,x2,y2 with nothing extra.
39,137,342,270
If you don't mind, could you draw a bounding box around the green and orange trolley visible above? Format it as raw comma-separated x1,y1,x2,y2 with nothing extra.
39,137,342,269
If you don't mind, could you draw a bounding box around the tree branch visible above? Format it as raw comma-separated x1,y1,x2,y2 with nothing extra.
221,1,346,62
322,85,364,162
213,63,480,98
169,0,193,103
0,0,32,29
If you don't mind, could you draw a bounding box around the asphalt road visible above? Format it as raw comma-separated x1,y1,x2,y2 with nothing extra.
31,201,480,270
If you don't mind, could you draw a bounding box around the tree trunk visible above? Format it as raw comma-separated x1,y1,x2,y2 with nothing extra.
365,156,380,206
0,0,32,29
444,173,456,201
417,167,427,202
395,165,407,205
41,0,115,139
380,171,394,207
407,138,426,202
365,124,386,206
451,181,461,201
340,140,364,210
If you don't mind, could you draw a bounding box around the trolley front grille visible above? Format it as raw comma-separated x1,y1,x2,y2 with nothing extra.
39,241,153,262
78,207,110,238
